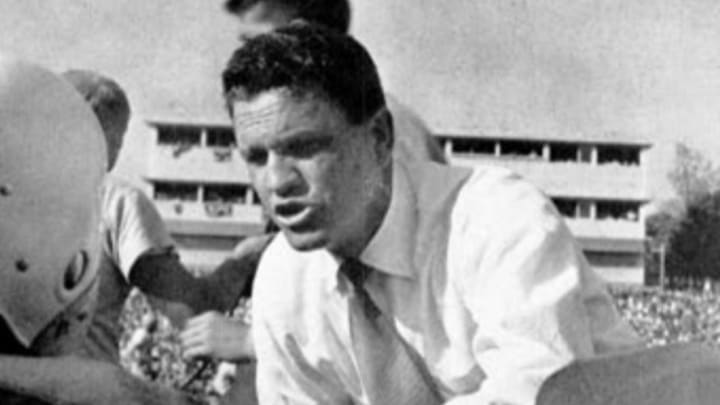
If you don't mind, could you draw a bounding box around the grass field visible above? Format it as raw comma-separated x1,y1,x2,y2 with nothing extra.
118,287,720,397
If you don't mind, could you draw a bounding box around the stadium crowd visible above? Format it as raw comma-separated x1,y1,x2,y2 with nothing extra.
116,286,720,397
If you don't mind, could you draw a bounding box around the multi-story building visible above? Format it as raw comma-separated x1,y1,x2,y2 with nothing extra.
143,118,265,271
143,118,651,283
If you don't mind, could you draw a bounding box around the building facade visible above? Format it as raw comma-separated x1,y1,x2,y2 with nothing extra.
143,118,265,271
143,118,650,283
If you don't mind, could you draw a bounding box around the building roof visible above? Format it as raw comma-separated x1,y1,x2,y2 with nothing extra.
440,131,652,147
145,115,651,147
146,115,232,128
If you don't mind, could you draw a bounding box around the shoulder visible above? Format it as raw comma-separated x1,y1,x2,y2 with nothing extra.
100,176,170,256
452,165,559,234
102,176,153,213
446,166,569,277
445,166,583,300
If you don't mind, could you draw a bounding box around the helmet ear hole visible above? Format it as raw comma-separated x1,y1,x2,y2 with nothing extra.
64,251,89,291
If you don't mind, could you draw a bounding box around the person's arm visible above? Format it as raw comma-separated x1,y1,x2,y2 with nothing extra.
444,178,640,405
118,184,269,324
131,233,273,325
0,355,201,405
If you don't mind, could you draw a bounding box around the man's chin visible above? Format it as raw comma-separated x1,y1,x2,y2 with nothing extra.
282,229,329,252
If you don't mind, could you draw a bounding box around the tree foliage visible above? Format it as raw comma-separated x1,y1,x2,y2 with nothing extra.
646,200,683,246
666,191,720,282
650,143,720,284
668,143,720,206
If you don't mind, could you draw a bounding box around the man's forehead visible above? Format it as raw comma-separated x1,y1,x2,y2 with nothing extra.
232,90,346,139
232,91,287,135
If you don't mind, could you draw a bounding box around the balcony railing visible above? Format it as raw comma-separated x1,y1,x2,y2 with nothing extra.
154,200,263,223
450,154,646,200
564,217,644,241
147,145,251,183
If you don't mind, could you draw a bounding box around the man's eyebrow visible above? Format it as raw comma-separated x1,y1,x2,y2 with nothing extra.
269,129,335,148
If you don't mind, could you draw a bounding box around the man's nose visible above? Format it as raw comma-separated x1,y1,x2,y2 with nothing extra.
265,156,302,197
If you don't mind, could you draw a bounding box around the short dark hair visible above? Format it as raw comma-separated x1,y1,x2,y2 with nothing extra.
62,70,131,138
224,0,351,34
222,23,385,126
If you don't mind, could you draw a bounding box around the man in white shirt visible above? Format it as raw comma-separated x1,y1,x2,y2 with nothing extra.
223,0,447,165
222,24,641,404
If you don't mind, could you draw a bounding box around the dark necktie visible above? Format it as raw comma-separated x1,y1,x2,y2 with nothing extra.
338,258,443,405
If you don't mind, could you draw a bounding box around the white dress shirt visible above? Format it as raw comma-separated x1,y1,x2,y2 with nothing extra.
252,160,641,405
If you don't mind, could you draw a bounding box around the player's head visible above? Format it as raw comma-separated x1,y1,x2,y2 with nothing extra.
0,56,106,354
63,69,131,171
223,24,392,257
225,0,351,43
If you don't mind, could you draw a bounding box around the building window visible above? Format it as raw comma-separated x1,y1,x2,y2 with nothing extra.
451,138,495,155
157,125,201,146
499,140,543,159
597,146,640,166
438,137,451,150
549,143,579,162
153,182,198,201
584,251,642,268
203,184,249,204
578,201,592,218
578,145,593,163
206,127,235,147
596,200,640,221
552,198,578,218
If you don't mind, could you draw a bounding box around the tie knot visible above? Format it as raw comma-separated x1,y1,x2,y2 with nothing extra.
338,257,373,290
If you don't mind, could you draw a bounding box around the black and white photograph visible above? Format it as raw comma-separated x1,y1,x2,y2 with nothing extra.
2,1,720,404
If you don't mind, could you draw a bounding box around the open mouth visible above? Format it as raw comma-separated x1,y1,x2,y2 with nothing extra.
273,202,315,229
275,202,305,218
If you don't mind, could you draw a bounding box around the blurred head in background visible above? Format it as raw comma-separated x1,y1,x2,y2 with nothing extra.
224,0,351,43
63,69,131,171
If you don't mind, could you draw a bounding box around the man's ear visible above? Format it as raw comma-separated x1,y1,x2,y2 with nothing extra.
368,107,394,166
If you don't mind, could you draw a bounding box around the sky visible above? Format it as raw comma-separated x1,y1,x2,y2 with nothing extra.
2,0,720,200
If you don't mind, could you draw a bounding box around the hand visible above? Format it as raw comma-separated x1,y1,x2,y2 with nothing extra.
180,311,254,362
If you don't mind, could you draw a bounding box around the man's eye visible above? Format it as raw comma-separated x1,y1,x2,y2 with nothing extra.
286,138,331,158
244,149,268,166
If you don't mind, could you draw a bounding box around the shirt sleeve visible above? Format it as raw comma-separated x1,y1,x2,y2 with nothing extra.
112,186,175,278
445,172,640,405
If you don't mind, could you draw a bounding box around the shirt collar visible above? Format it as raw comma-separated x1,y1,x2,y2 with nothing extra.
357,160,417,279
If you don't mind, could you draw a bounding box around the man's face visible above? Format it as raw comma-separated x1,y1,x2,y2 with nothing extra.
234,2,294,44
233,90,391,256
